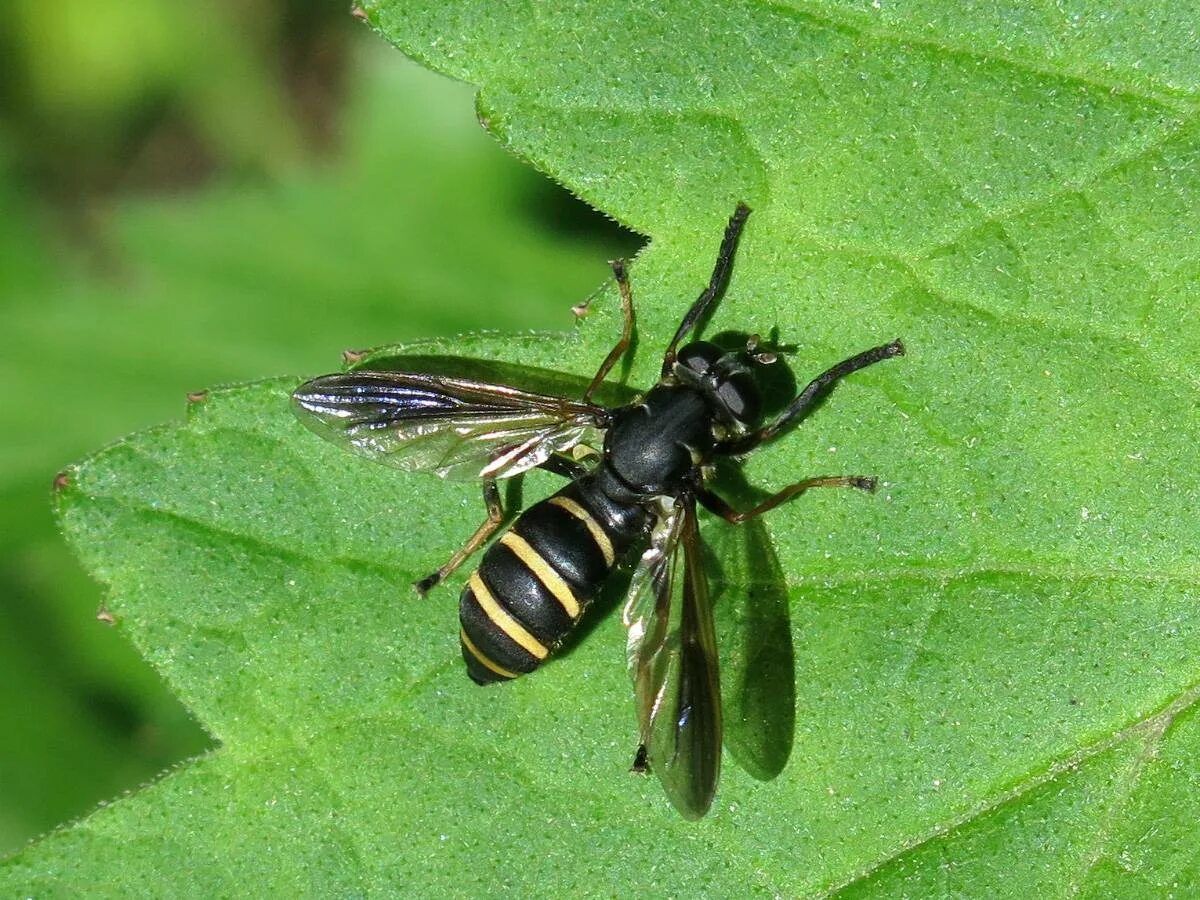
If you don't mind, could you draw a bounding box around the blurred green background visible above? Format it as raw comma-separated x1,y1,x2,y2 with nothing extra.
0,2,636,855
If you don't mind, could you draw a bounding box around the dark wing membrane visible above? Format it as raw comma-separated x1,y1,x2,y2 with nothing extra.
292,371,606,481
623,497,723,819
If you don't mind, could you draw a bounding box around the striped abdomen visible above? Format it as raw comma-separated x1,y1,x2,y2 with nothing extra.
459,476,646,684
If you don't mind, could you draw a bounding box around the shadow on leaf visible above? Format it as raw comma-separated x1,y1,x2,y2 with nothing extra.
703,460,796,782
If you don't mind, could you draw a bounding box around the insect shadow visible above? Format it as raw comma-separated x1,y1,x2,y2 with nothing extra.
695,329,799,782
702,459,796,782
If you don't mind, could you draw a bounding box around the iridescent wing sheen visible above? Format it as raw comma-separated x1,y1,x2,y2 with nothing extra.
623,496,723,819
292,371,606,481
624,499,683,748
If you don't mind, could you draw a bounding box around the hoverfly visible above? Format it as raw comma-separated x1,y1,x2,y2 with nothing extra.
292,205,903,818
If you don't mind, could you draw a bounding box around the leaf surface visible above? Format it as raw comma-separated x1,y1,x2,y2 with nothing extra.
6,1,1200,895
0,50,627,854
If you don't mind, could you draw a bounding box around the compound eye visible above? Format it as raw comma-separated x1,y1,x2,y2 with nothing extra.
676,341,721,375
716,371,761,424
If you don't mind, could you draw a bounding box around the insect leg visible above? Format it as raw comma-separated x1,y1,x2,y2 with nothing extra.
697,476,876,524
539,453,590,482
583,259,636,402
724,339,905,454
413,480,505,597
660,203,752,377
413,455,589,597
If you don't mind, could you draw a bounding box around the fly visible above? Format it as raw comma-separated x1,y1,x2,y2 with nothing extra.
292,204,904,818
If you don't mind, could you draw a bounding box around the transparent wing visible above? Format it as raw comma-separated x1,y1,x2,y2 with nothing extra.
624,499,684,747
623,496,723,819
292,371,606,480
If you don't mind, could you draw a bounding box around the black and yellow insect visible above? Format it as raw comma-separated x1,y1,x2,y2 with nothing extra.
292,205,903,818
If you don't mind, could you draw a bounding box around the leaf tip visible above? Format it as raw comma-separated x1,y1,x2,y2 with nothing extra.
474,93,505,140
350,0,381,26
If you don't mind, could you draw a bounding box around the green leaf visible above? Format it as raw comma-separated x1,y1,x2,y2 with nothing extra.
7,1,1200,896
0,47,629,855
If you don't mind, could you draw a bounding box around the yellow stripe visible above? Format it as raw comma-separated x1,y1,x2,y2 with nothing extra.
469,572,548,659
459,628,518,679
549,496,615,567
500,531,582,619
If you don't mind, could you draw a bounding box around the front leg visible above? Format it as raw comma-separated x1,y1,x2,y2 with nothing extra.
723,339,904,455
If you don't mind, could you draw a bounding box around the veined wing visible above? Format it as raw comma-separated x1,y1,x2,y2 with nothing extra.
623,495,723,819
292,371,607,481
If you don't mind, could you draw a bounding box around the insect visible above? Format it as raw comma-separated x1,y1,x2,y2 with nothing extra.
292,205,903,818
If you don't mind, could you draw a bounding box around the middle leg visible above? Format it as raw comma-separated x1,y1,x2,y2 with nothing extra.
697,475,876,524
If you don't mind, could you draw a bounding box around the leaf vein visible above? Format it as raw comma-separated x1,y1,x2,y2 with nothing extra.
821,677,1200,896
914,112,1195,267
766,0,1200,108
